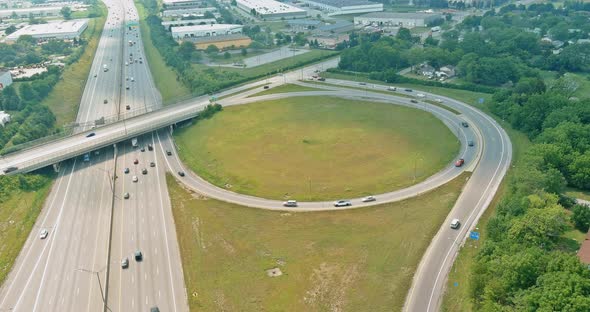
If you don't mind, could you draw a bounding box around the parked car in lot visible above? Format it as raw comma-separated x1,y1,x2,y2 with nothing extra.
455,158,465,167
283,200,297,207
362,196,376,202
450,218,461,229
39,229,49,239
334,200,352,207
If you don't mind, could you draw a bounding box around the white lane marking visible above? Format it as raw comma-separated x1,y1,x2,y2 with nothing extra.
11,161,77,312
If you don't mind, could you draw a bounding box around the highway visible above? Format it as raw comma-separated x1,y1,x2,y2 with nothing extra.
0,0,187,311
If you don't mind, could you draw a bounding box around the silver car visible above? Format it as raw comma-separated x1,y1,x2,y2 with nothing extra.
334,200,352,207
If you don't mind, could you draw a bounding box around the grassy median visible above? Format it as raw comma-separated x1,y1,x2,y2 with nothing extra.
42,3,107,127
168,171,468,311
175,96,459,201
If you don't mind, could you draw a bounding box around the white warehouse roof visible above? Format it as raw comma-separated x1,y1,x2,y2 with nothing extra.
6,19,88,42
171,24,243,39
236,0,305,15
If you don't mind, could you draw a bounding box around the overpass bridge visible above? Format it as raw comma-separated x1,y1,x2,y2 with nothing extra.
0,95,211,175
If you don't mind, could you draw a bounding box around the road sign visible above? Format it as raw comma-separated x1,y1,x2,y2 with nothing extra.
478,98,485,104
470,231,480,240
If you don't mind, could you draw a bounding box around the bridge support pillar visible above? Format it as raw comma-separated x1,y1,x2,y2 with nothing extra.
53,163,60,173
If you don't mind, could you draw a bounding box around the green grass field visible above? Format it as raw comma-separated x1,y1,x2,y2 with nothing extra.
42,4,106,127
136,0,191,103
168,171,469,311
248,83,321,97
175,96,459,201
0,175,53,286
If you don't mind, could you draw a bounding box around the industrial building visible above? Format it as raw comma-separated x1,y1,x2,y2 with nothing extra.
187,34,252,50
0,70,12,89
354,12,443,28
287,19,322,32
6,19,88,42
162,7,216,17
162,0,205,9
299,0,383,16
171,24,243,40
161,18,216,30
236,0,307,20
0,6,63,19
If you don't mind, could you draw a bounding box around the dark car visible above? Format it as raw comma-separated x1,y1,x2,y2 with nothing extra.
178,171,185,177
135,250,143,261
124,167,130,174
148,144,153,151
150,307,160,312
3,166,18,173
166,150,172,156
142,168,147,175
150,162,155,167
86,132,96,138
140,146,145,152
263,85,270,89
461,121,469,127
468,140,474,147
133,159,139,165
318,77,326,81
410,99,418,103
126,105,131,110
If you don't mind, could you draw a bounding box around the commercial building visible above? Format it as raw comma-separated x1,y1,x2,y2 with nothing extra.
300,0,382,16
161,18,216,30
287,19,322,32
6,19,88,42
0,6,63,19
236,0,307,20
316,20,353,33
162,7,216,17
171,24,242,39
162,0,204,9
187,34,252,50
354,12,443,28
0,70,12,89
0,111,10,127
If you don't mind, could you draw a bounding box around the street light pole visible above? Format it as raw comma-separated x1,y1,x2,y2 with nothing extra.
75,268,110,312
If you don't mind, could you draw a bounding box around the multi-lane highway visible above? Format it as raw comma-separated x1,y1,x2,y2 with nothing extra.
0,0,187,311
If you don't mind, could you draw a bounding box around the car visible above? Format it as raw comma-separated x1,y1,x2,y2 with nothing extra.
263,85,270,89
142,168,147,175
359,82,366,85
135,250,143,261
150,162,155,167
455,158,465,167
133,159,138,165
121,258,129,269
450,218,461,229
124,192,130,199
131,77,134,82
94,150,100,155
166,150,172,156
3,166,18,174
317,77,326,81
468,140,474,147
126,105,131,110
388,86,397,91
410,99,418,103
126,77,129,81
178,171,185,177
83,154,90,162
140,146,145,152
404,88,413,92
126,86,129,90
361,196,376,202
124,167,130,174
39,229,48,239
147,144,153,151
125,62,128,66
435,98,443,103
461,121,469,127
86,132,96,138
94,74,97,78
283,200,297,207
132,175,138,182
150,307,160,312
334,200,352,207
139,60,143,64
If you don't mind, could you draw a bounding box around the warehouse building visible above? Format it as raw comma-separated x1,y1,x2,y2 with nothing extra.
162,7,216,17
186,34,252,50
354,12,443,28
287,19,322,32
236,0,307,20
0,6,63,19
6,19,88,42
171,24,243,39
0,70,12,89
161,18,216,30
162,0,205,9
300,0,382,16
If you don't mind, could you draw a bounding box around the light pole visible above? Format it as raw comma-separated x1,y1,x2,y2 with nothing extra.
75,268,111,312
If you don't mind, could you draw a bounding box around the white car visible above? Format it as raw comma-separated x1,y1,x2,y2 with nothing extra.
283,200,297,207
334,200,352,207
450,218,461,229
39,229,48,239
132,176,138,182
435,98,443,103
361,196,376,202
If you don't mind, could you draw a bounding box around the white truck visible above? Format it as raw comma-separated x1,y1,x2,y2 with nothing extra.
131,137,138,148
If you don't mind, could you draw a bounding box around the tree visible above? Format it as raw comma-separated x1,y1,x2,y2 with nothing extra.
572,204,590,232
241,48,247,56
424,35,439,47
223,51,231,59
5,25,16,35
204,44,219,55
60,7,72,20
178,41,195,61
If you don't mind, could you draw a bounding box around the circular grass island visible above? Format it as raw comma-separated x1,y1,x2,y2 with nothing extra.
174,96,459,201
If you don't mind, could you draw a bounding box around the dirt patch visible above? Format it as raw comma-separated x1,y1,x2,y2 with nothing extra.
266,267,283,277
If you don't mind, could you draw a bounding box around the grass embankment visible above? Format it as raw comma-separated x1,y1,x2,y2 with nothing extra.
168,172,469,311
248,83,321,97
0,174,53,286
42,3,107,127
175,96,459,201
565,188,590,201
135,0,191,103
